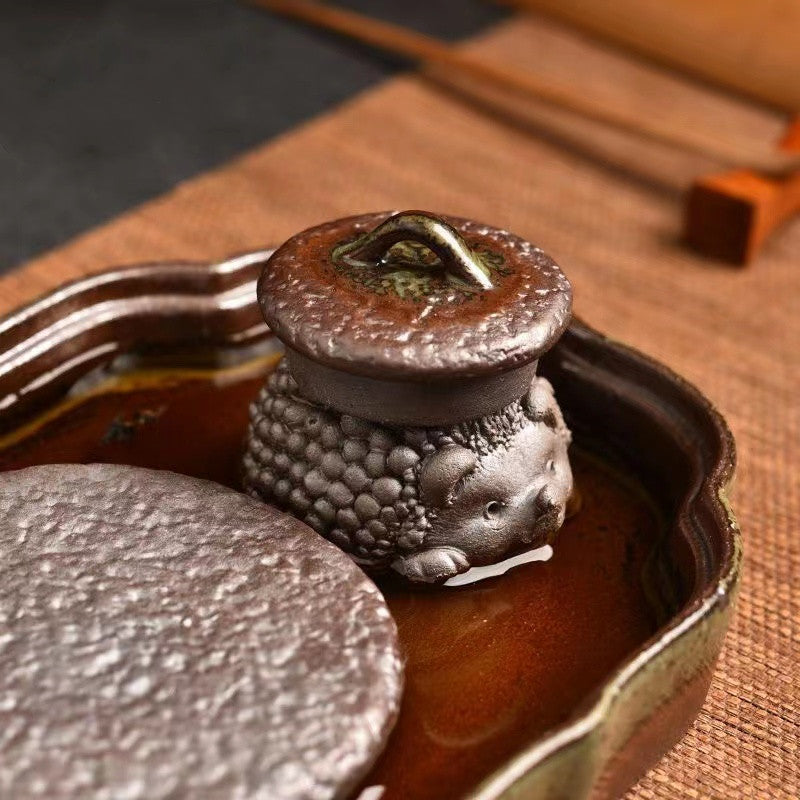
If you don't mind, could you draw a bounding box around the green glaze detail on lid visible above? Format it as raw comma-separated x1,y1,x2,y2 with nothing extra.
332,238,512,301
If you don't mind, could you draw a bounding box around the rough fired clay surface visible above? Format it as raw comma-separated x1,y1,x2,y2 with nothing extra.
259,211,572,379
0,464,402,800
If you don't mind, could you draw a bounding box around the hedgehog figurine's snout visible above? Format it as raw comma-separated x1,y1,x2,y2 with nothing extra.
399,383,573,580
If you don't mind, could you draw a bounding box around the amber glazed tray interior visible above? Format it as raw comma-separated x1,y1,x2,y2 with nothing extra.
0,256,739,800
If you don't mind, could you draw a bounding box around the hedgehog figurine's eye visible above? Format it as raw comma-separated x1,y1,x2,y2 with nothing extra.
547,459,556,473
484,500,503,521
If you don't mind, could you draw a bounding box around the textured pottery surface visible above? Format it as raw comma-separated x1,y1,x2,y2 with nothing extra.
0,465,402,800
248,212,574,582
259,211,571,382
0,254,739,800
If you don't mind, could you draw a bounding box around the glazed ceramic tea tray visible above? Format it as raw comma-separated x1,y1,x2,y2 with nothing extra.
0,248,739,800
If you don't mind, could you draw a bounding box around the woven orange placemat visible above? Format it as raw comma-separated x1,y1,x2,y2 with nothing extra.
1,15,797,799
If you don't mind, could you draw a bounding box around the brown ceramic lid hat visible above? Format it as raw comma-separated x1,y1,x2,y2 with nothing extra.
259,210,572,426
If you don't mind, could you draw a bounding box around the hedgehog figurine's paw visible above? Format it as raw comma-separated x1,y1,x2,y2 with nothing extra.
392,546,470,584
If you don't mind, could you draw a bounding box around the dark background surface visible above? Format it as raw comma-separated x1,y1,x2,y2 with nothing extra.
0,0,505,272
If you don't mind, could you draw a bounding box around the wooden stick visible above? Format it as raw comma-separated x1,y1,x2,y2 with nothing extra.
685,117,800,264
250,0,799,174
684,168,800,264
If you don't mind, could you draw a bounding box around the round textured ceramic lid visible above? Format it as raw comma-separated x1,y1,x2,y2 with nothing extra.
0,465,402,800
259,211,572,381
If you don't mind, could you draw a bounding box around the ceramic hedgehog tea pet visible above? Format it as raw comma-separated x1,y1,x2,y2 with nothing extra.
243,211,574,583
